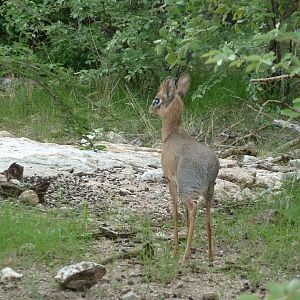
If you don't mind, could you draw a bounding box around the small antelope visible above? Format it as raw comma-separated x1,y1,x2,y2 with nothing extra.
149,75,219,263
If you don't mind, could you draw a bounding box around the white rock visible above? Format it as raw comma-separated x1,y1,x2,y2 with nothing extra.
214,179,241,202
0,137,160,176
141,169,163,182
289,159,300,168
219,159,238,168
55,261,106,290
18,190,39,206
242,155,259,163
0,267,23,282
121,290,141,300
218,167,256,187
255,170,284,189
106,131,128,144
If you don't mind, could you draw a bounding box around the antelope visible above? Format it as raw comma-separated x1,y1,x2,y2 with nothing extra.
149,74,219,263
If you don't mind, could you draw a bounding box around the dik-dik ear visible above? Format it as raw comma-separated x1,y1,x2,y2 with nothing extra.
177,74,191,98
163,77,176,101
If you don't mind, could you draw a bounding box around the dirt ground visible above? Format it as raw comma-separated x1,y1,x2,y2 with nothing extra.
0,167,278,300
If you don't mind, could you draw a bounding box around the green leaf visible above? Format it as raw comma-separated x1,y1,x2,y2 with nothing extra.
202,50,222,58
166,52,177,66
292,98,300,110
290,66,300,76
281,109,300,119
159,27,167,38
229,59,244,68
267,282,286,298
238,295,259,300
156,44,165,56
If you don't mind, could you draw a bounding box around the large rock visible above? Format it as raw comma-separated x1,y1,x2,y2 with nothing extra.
218,167,256,188
55,261,106,290
219,159,238,168
0,136,160,176
18,190,39,206
0,267,23,283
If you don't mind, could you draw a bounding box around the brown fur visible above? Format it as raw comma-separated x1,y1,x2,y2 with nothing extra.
149,75,219,264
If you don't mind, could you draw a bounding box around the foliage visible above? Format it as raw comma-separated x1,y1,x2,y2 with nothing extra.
154,0,300,118
0,0,166,82
239,279,300,300
215,178,300,284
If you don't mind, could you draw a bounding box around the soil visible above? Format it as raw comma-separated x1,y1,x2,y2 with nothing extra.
0,166,286,300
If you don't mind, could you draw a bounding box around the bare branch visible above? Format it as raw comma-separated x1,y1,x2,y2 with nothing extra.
282,0,299,20
251,75,290,83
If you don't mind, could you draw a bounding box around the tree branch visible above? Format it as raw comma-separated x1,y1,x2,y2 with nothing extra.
282,0,299,20
251,75,290,83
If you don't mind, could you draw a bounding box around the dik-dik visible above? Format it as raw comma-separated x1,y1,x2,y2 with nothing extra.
149,75,219,263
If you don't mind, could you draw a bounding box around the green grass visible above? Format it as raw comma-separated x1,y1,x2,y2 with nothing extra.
0,201,91,267
0,69,297,152
214,178,300,285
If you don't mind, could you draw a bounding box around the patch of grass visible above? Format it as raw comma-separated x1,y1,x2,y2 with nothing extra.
1,70,297,153
215,178,300,285
136,218,179,284
0,201,91,267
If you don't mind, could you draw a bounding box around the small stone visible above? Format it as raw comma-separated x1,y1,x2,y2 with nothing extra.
242,155,259,164
18,190,39,206
127,280,134,285
0,267,23,283
55,262,106,290
121,290,141,300
176,283,184,289
119,189,131,196
289,159,300,168
130,138,143,146
140,169,163,182
106,131,128,144
202,292,219,300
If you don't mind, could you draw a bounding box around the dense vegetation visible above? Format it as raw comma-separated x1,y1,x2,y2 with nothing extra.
0,2,299,299
0,0,299,144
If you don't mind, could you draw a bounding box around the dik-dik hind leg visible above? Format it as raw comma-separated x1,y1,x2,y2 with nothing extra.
206,194,214,263
182,200,197,264
168,181,179,256
186,208,190,234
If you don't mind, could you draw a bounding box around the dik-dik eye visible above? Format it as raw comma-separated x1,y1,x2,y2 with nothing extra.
152,97,161,107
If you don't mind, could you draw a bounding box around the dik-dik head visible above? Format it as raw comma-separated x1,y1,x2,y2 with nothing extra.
149,74,191,117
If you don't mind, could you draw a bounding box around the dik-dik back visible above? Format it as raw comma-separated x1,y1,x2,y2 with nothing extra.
162,133,219,202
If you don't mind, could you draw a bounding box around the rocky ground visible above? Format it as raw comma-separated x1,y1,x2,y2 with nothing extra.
0,134,299,300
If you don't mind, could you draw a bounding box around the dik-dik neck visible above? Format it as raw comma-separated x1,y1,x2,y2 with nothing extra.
162,98,183,142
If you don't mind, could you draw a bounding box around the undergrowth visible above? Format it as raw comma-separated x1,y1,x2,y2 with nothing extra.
1,70,297,153
215,178,300,285
0,201,91,267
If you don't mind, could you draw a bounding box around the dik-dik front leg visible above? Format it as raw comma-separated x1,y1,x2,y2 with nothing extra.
168,181,179,256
